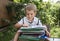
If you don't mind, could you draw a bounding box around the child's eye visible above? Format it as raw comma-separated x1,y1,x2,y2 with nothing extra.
27,14,29,15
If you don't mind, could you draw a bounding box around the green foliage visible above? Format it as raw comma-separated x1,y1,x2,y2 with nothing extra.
0,25,16,41
51,26,60,38
0,0,60,41
8,0,60,26
7,0,60,37
35,2,54,25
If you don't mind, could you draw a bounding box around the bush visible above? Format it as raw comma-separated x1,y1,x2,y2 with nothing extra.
0,0,60,41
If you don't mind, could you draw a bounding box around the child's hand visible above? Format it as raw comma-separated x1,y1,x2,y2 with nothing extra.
45,30,50,37
22,23,29,27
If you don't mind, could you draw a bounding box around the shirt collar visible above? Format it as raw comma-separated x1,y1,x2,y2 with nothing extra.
26,17,36,23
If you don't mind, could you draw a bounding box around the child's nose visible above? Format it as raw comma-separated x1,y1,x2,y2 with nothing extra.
29,15,31,17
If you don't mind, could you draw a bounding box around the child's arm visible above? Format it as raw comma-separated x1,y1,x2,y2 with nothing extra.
14,18,28,28
43,25,50,37
45,29,50,37
15,23,29,28
14,23,22,28
36,19,50,37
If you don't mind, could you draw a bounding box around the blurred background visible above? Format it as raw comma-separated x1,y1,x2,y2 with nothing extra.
0,0,60,41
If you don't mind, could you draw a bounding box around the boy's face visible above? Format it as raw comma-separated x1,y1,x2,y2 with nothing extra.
26,10,36,21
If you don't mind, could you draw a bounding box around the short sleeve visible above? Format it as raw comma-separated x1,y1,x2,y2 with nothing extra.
18,19,23,25
38,20,42,26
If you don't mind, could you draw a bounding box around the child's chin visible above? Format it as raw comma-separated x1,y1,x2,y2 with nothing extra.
28,19,33,20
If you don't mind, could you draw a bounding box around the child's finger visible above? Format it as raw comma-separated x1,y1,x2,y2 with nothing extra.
23,24,28,26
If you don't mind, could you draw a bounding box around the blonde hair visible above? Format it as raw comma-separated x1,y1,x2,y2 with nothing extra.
25,3,37,12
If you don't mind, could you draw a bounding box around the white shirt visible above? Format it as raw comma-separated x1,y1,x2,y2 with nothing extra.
18,17,42,26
